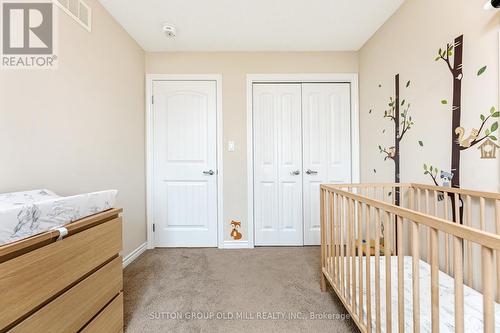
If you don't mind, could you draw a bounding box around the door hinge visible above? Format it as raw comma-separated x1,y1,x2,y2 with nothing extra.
153,223,155,232
151,95,154,104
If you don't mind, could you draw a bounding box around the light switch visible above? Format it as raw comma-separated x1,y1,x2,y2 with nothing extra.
228,141,235,152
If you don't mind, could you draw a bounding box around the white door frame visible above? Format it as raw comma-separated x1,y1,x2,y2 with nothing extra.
246,74,360,248
146,74,224,249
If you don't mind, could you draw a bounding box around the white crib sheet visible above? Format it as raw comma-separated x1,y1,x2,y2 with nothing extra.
332,256,500,332
0,189,117,245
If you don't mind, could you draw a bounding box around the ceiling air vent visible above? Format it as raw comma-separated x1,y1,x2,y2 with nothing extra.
55,0,92,32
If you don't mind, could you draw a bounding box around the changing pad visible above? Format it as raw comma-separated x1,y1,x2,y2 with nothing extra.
0,189,117,245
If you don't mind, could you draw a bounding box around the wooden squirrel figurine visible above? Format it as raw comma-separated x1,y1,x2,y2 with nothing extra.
230,220,242,240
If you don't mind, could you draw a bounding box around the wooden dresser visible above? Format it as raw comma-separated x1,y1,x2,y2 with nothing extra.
0,208,123,333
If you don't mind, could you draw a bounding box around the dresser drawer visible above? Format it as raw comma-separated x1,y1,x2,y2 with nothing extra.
81,292,123,333
9,256,122,333
0,217,122,330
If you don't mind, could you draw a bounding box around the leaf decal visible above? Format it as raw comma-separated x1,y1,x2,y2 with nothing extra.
491,122,498,132
477,66,487,76
441,100,448,105
406,80,411,88
418,141,424,147
373,169,377,173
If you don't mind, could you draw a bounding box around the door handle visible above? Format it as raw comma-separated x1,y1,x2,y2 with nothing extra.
290,170,300,176
305,169,318,175
203,170,215,176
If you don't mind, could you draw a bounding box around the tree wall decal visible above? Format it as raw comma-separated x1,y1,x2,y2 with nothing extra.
378,74,413,206
423,35,498,221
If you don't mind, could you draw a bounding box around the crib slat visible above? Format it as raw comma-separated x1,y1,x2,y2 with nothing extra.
417,188,422,212
415,188,422,263
366,204,372,332
409,188,414,252
480,197,486,231
332,194,336,284
335,194,340,285
453,194,460,225
453,193,461,276
495,200,500,302
325,191,330,276
444,192,449,274
346,198,351,303
384,211,392,333
412,221,420,333
482,246,494,333
397,215,404,333
375,208,381,333
466,195,473,285
320,189,326,291
453,236,464,333
430,228,439,333
433,191,438,222
425,189,430,263
358,200,363,317
329,192,334,278
393,186,397,253
350,199,356,310
340,196,345,297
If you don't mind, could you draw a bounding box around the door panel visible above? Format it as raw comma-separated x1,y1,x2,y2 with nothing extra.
153,81,217,247
302,83,351,245
253,84,303,246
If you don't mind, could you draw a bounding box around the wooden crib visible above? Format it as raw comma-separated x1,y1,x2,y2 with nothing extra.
320,183,500,333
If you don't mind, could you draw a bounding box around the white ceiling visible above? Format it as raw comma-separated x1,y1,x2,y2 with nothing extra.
98,0,404,52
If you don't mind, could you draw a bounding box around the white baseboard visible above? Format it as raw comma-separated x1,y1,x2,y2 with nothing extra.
222,240,252,249
123,242,148,268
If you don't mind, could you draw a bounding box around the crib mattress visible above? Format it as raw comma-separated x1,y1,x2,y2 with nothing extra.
333,256,500,332
0,189,117,245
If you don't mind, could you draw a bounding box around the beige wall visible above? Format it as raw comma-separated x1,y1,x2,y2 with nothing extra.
0,0,146,257
359,0,499,192
146,52,358,240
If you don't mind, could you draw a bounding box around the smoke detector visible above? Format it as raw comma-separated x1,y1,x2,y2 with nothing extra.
484,0,500,10
162,24,176,38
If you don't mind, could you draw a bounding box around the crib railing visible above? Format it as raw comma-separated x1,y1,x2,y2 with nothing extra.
320,183,500,333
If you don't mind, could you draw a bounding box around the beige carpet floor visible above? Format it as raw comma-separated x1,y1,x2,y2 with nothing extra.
124,247,359,333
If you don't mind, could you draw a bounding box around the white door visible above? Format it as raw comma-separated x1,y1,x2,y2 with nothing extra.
253,84,303,246
153,80,218,247
302,83,352,245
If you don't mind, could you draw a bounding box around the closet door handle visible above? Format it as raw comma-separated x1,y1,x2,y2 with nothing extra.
290,170,300,176
305,169,318,175
203,170,215,176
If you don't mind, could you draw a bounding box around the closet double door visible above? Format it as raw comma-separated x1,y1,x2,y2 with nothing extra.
253,83,352,246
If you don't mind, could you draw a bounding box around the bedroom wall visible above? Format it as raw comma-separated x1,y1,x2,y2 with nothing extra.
146,52,358,241
359,0,500,192
0,0,146,257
